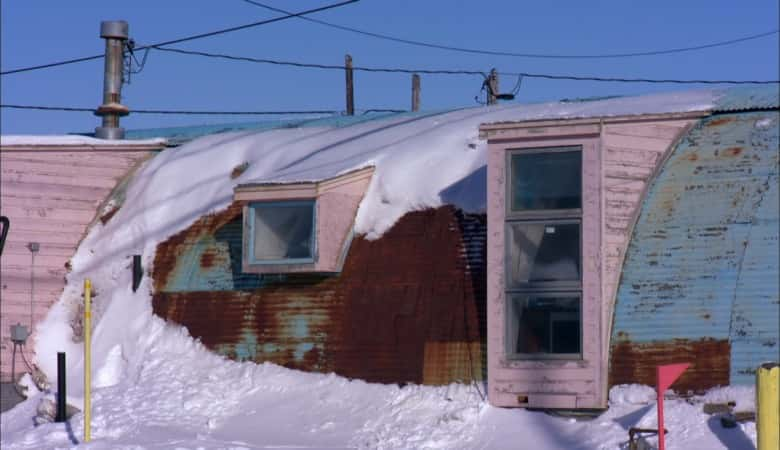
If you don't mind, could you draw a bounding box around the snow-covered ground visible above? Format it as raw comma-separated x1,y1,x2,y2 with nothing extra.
0,358,759,450
0,90,761,449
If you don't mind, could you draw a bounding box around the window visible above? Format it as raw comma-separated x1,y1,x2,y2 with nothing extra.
247,200,316,264
505,147,582,359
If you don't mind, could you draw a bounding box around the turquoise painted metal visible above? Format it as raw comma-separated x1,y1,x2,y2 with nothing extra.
613,109,779,385
713,85,779,112
124,109,456,145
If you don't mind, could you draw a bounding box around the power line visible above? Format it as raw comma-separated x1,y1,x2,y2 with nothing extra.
0,104,341,115
241,0,779,59
0,0,359,76
153,46,485,75
153,46,780,85
499,71,779,85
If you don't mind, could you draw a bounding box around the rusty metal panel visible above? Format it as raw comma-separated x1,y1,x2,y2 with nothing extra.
611,110,779,389
422,342,483,384
153,206,487,385
609,339,730,392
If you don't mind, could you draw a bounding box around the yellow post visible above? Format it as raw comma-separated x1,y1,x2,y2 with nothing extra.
84,278,92,443
756,362,779,450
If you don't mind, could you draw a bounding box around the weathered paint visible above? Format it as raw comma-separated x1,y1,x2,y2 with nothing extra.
153,206,486,385
482,115,700,409
0,144,163,381
611,110,780,388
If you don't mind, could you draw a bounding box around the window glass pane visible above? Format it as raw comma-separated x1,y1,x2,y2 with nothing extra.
507,295,581,355
252,202,314,261
506,222,579,286
511,150,581,211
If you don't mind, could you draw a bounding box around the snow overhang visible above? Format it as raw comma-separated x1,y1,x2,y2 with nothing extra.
478,111,710,142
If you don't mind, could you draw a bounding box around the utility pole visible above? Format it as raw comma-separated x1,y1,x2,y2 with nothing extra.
411,73,420,112
345,54,354,115
486,68,499,105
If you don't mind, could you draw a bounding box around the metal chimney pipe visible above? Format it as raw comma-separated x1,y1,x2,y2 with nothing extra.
95,21,129,140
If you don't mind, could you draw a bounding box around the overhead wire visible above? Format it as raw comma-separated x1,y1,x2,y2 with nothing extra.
153,46,486,75
0,104,341,115
0,0,359,76
152,46,779,84
241,0,779,59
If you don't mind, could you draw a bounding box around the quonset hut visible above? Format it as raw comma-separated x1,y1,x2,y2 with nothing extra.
11,86,778,410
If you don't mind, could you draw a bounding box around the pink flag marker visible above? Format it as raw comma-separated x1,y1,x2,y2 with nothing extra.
656,363,690,450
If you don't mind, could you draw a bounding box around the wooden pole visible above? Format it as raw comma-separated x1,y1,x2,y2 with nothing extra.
411,73,420,112
487,68,499,105
345,54,354,115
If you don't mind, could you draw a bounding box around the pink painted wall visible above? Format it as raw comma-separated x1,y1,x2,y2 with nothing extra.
0,145,161,382
483,117,696,409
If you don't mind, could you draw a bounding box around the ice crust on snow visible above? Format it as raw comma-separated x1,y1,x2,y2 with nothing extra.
2,88,762,449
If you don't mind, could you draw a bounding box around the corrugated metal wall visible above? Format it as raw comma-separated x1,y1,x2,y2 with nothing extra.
152,205,487,385
610,110,780,391
0,147,155,381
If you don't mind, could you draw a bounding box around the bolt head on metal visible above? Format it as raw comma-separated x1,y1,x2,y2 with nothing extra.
100,21,129,40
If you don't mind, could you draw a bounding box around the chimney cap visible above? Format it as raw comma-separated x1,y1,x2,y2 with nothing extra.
100,21,129,40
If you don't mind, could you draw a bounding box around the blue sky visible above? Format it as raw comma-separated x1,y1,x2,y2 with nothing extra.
1,0,778,134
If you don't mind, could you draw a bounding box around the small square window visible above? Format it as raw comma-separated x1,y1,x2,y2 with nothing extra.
507,294,581,357
510,149,581,212
506,221,580,288
248,200,315,264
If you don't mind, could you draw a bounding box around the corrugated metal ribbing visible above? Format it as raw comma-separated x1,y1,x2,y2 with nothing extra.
713,85,780,112
611,110,779,389
152,205,487,385
729,133,780,383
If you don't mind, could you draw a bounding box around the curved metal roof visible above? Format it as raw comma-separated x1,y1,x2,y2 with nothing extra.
612,109,779,385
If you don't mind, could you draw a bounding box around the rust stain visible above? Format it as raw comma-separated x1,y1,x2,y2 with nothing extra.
152,205,487,385
99,206,119,225
153,203,243,292
706,117,734,127
200,251,216,268
686,152,699,161
723,146,743,157
422,341,483,384
609,338,730,393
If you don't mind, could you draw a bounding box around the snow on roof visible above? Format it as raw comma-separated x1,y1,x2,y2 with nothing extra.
0,134,167,147
127,88,723,241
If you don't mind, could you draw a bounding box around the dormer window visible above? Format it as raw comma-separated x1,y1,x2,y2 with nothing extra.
235,167,374,274
248,200,316,264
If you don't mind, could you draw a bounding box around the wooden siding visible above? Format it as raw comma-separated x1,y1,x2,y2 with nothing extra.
0,147,158,382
